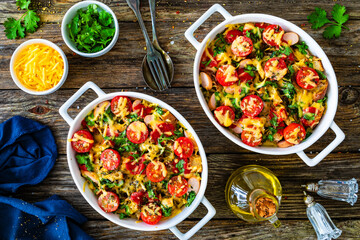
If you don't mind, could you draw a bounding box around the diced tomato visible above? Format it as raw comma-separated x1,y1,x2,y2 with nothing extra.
200,48,218,69
98,192,119,213
241,127,262,147
71,130,94,153
241,95,264,117
237,68,254,83
126,156,146,175
168,176,188,197
296,67,320,90
78,164,87,171
277,122,286,136
262,24,284,47
126,121,149,144
100,149,121,171
173,137,194,159
301,107,320,128
270,105,288,124
255,22,269,29
214,106,235,127
157,122,175,136
172,158,191,174
140,203,162,225
133,101,152,118
283,123,306,145
131,190,146,205
111,96,132,116
225,29,243,44
216,65,239,86
231,36,253,57
264,57,288,80
150,129,161,143
146,161,167,182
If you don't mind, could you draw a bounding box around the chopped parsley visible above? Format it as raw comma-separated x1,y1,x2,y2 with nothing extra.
282,81,296,99
175,159,185,173
160,204,172,217
315,69,327,80
155,106,164,115
186,191,196,207
145,181,157,199
76,153,93,171
295,41,309,55
244,65,257,77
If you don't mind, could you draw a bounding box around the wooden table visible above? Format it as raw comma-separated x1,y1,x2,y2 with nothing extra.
1,0,360,239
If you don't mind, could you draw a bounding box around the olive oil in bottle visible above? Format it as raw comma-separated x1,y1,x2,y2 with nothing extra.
225,165,282,227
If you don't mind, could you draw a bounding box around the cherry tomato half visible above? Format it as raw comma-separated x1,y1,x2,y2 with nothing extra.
231,36,253,57
214,106,235,127
126,156,146,175
301,107,320,128
237,68,254,83
216,65,239,86
100,149,121,171
225,29,243,44
296,67,320,90
241,127,263,147
262,24,284,47
157,122,175,136
264,57,288,81
111,96,132,117
146,161,167,182
283,123,306,145
241,95,264,117
71,130,94,153
140,203,162,225
98,191,120,213
168,175,189,197
173,137,194,159
126,121,149,144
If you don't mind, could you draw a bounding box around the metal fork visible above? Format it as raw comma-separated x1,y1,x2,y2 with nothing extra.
126,0,170,91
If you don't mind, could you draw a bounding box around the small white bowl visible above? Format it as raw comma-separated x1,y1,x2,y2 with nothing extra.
61,1,119,57
10,39,69,95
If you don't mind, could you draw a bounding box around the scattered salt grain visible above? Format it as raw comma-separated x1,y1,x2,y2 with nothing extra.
170,41,175,45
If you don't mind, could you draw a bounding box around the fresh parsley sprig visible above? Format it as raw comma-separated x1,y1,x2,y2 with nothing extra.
4,0,40,39
307,4,349,39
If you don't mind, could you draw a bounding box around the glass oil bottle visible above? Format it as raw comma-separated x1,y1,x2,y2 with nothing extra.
225,165,282,227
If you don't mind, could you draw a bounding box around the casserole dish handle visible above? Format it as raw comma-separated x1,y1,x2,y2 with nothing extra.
184,4,232,50
59,81,106,125
296,122,345,167
169,197,216,240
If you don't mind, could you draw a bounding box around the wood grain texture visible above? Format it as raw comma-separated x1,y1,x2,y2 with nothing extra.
0,87,358,154
82,219,360,240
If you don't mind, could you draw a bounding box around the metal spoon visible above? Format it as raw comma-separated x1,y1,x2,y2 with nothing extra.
142,0,174,91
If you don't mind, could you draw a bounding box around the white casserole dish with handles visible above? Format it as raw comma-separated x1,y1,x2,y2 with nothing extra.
59,82,215,240
184,4,345,167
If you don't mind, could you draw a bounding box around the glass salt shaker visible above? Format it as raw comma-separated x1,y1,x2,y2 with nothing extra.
304,192,342,240
303,178,358,206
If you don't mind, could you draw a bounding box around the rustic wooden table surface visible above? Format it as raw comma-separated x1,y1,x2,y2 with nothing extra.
1,0,360,239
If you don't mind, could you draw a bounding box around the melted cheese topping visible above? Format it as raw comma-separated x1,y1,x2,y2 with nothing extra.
263,28,285,46
14,43,64,91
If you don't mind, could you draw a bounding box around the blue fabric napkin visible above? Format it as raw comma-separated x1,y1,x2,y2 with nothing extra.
0,116,57,194
0,116,93,240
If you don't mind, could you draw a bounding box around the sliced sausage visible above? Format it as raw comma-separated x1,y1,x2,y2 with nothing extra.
208,93,216,111
229,119,243,134
200,72,213,90
224,85,236,94
94,101,111,119
187,177,200,194
239,59,252,68
313,80,328,102
283,32,299,45
144,115,154,126
161,111,177,126
313,58,324,72
277,140,294,148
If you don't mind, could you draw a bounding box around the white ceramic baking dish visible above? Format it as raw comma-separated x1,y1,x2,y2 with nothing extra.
185,4,345,167
59,82,215,240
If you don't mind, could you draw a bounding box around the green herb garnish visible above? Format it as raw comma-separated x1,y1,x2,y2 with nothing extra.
161,204,172,217
295,41,309,55
67,4,115,53
76,153,93,171
185,191,196,207
4,0,40,39
307,4,349,39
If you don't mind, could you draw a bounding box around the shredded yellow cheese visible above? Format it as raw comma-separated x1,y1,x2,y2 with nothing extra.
14,43,64,91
